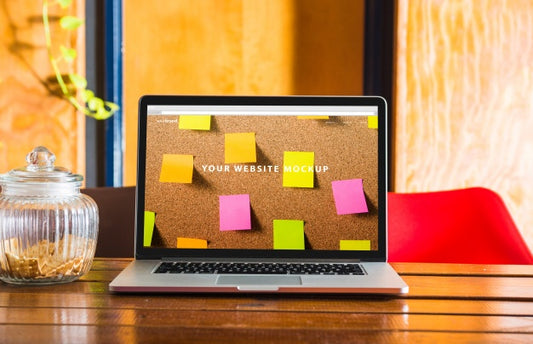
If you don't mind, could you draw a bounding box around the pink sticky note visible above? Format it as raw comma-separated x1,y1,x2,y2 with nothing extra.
331,179,368,215
219,194,251,231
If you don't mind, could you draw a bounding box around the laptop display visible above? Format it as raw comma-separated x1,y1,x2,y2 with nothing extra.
136,96,386,261
110,95,407,294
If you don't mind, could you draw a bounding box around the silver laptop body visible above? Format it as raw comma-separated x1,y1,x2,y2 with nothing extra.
110,95,408,294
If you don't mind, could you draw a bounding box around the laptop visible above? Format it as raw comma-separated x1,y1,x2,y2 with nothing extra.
109,95,408,294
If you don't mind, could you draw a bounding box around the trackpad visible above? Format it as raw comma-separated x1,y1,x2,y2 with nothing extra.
216,275,302,286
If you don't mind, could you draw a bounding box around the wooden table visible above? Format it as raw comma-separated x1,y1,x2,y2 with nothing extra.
1,259,533,343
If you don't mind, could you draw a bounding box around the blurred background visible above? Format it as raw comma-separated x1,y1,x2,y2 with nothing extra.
1,0,532,249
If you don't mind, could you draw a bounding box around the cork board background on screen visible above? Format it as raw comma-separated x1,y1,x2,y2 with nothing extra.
144,115,378,250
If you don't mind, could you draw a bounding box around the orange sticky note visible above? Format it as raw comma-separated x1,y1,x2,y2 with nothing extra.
368,116,378,129
159,154,194,183
225,132,257,163
282,151,314,188
179,115,211,130
177,237,208,249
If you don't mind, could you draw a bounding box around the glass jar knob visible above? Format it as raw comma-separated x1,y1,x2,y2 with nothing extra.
26,146,56,172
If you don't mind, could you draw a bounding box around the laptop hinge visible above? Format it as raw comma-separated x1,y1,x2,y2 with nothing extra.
161,257,362,263
361,258,386,263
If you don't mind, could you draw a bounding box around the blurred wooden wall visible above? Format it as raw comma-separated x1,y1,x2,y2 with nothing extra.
0,0,85,174
123,0,365,186
394,0,533,249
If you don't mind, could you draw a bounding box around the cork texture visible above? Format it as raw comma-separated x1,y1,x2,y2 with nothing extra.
144,115,378,250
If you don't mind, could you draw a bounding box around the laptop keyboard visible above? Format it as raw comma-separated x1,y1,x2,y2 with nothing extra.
154,262,365,275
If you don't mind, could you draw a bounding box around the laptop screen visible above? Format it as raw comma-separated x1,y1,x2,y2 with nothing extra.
136,96,387,261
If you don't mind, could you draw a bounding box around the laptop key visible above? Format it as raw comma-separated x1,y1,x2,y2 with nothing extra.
154,262,365,275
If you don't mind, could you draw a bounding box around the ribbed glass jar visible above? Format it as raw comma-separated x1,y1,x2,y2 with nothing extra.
0,147,98,285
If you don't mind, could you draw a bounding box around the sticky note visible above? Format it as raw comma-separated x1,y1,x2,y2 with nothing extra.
219,194,251,231
368,115,378,129
179,115,211,130
331,178,368,215
340,240,371,251
282,151,314,188
225,132,257,163
273,220,305,250
144,211,155,246
177,237,208,249
159,154,194,183
297,116,329,120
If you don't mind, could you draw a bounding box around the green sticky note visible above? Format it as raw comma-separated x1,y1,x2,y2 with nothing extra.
273,220,305,250
368,115,378,129
225,132,257,163
179,115,211,130
159,154,194,183
282,151,314,188
340,240,371,251
144,211,155,247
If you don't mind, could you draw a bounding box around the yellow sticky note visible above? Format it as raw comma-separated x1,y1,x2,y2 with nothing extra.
368,116,378,129
179,115,211,130
273,220,305,250
177,237,208,249
340,240,371,251
283,151,314,188
144,211,155,247
225,132,257,163
159,154,194,183
297,116,329,120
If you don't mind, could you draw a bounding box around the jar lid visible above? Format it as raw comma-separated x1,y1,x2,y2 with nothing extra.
0,146,83,185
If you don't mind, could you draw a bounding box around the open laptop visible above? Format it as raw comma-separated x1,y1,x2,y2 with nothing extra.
109,95,408,294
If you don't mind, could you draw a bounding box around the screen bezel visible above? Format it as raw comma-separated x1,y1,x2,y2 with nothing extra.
135,95,387,262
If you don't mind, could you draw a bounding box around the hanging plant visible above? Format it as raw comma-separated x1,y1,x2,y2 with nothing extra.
42,0,119,120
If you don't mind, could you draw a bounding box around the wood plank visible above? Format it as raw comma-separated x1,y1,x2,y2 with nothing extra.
2,260,533,343
4,275,533,300
90,258,132,271
7,260,533,300
79,270,122,281
1,325,532,344
0,281,110,294
402,275,533,300
392,263,533,277
5,266,533,301
1,307,533,334
89,259,533,277
1,292,533,317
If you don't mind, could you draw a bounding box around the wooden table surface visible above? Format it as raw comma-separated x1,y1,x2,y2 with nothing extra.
1,259,533,343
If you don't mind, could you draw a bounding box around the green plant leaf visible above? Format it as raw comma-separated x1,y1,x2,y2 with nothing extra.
94,108,114,120
105,101,120,113
89,97,115,120
43,1,115,120
60,45,77,63
68,73,87,89
81,89,94,102
60,16,84,30
88,96,104,112
57,0,73,9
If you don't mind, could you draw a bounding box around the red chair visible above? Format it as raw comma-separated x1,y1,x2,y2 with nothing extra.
388,187,533,264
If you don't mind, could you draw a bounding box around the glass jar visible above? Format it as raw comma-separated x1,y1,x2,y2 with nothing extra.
0,146,98,285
